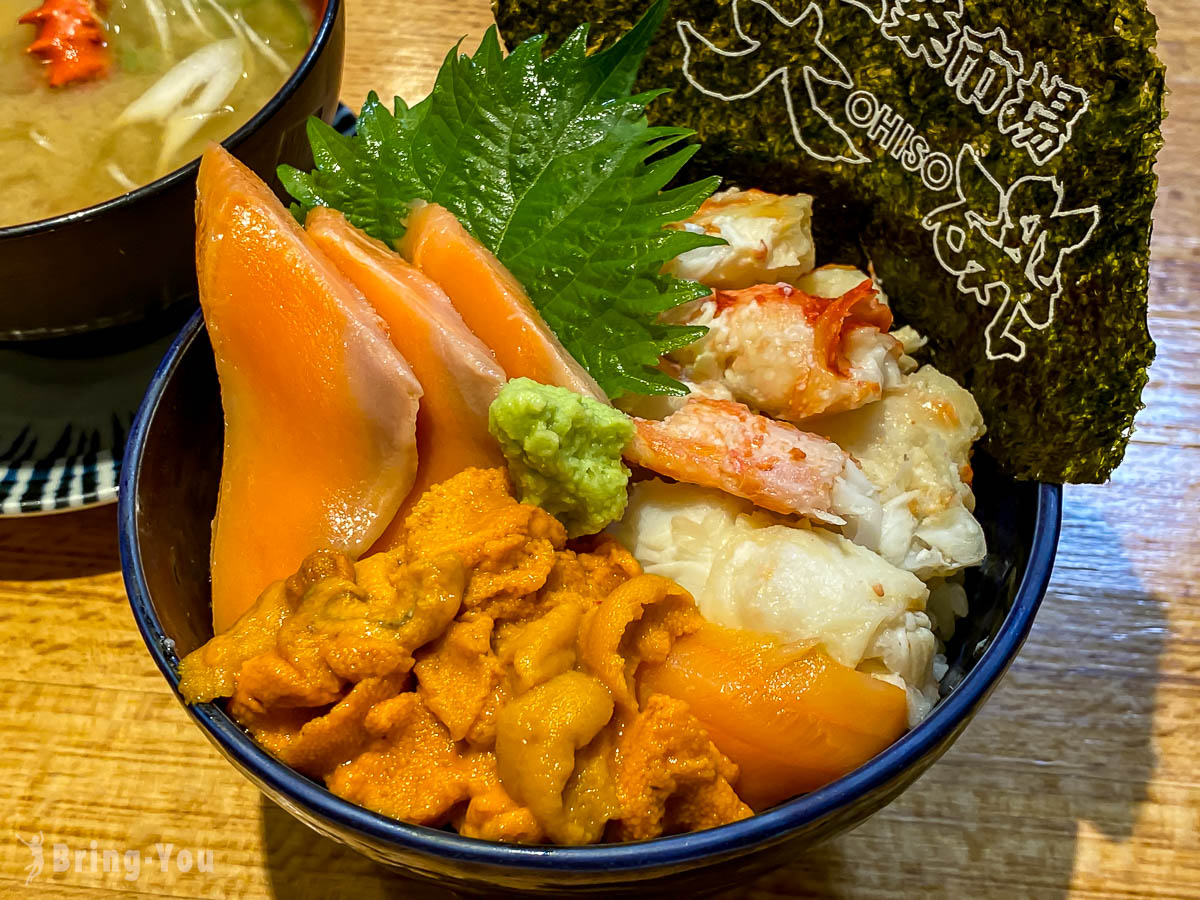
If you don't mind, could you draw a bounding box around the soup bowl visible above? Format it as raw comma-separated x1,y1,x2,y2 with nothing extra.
0,0,344,342
119,310,1062,895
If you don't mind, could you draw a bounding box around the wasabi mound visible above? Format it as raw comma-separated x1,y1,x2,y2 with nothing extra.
488,378,635,537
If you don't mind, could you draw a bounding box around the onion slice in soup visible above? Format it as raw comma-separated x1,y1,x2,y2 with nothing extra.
116,38,244,169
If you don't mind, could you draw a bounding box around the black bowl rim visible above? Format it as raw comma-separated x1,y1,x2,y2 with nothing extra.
0,0,342,238
119,309,1063,875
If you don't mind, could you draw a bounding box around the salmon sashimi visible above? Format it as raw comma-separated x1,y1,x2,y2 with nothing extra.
399,202,607,402
665,281,902,422
305,206,508,549
638,622,909,809
624,396,875,525
196,146,422,633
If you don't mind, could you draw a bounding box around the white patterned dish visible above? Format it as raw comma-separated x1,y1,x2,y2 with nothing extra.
0,331,176,515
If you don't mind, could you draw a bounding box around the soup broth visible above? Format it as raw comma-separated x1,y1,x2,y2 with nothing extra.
0,0,311,227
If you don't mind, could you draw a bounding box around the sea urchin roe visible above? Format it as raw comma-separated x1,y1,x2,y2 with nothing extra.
609,693,751,841
578,574,701,714
179,468,751,843
325,691,483,825
235,673,408,780
413,615,504,742
400,467,566,619
494,670,617,845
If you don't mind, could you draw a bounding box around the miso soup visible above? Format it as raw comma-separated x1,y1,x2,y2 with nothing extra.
0,0,312,227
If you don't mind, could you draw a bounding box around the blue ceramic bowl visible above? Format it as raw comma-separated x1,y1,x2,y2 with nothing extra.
119,310,1062,895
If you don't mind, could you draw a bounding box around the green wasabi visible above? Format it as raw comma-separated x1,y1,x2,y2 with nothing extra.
488,378,635,538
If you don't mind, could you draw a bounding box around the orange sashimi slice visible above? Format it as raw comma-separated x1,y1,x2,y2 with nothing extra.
638,623,909,809
196,146,423,633
305,207,508,550
399,202,607,402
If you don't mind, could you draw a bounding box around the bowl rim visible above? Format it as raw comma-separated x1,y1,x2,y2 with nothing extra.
119,309,1063,874
0,0,342,239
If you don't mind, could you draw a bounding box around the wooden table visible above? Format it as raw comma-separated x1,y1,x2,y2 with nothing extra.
1,0,1197,896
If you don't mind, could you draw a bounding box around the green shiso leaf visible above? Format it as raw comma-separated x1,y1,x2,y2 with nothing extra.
495,0,1164,483
281,96,428,245
279,0,722,398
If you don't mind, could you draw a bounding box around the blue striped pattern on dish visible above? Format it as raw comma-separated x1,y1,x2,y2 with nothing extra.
0,417,127,515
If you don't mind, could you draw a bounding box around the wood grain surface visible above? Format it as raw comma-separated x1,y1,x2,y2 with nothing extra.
1,0,1197,897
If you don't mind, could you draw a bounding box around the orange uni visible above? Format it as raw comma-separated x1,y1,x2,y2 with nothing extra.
195,146,422,633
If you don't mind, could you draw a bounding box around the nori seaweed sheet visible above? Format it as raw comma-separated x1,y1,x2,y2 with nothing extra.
495,0,1165,483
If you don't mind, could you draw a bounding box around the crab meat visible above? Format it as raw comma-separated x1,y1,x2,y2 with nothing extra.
665,188,817,290
665,280,903,423
808,366,987,578
624,396,880,528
